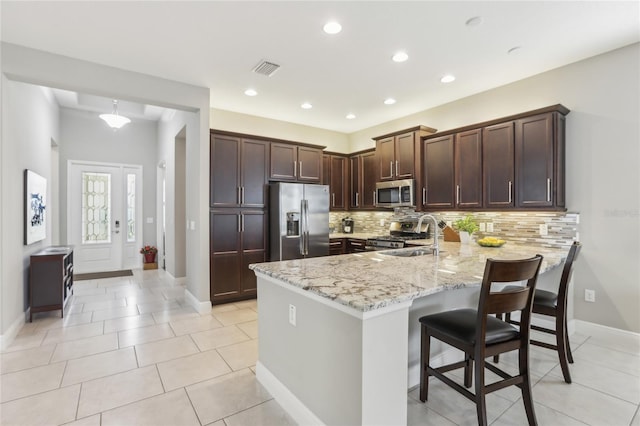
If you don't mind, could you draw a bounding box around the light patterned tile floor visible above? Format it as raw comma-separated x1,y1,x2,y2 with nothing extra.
1,268,638,425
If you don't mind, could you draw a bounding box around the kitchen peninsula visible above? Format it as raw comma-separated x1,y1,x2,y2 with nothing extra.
250,241,569,425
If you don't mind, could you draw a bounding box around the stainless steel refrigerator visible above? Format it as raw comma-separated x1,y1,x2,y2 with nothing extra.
270,182,330,261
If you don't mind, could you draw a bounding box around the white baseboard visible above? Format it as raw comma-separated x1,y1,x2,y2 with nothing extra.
184,288,212,314
256,361,325,426
0,311,26,351
575,319,640,338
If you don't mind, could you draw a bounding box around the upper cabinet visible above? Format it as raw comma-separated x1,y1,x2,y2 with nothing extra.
323,153,348,210
210,133,269,208
270,143,322,182
374,126,436,181
420,104,569,211
349,149,377,209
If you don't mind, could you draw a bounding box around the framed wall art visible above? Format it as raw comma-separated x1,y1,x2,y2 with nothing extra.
24,169,47,245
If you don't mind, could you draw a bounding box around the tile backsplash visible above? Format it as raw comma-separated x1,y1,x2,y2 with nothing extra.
330,210,579,248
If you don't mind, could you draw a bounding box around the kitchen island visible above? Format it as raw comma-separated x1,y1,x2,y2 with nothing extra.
249,241,569,425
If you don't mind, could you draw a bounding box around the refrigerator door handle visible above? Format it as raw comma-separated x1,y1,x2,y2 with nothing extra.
303,199,310,256
299,200,305,255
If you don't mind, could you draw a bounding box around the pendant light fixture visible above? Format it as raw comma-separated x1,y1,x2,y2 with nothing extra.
99,100,131,129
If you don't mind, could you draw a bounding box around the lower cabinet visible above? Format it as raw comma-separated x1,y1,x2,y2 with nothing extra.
210,210,266,304
347,238,367,253
29,246,74,321
329,238,346,255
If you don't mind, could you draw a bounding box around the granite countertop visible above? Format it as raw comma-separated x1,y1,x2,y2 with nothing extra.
329,232,379,239
249,241,568,312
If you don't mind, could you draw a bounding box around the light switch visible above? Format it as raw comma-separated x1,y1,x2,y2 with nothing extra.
190,221,196,230
146,217,154,224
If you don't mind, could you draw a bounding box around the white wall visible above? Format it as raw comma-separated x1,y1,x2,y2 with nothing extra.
58,107,158,248
0,78,60,347
349,43,640,332
1,43,212,341
210,108,349,153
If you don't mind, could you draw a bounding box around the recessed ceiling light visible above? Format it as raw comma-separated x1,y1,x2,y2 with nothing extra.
346,113,356,119
323,21,342,34
465,16,483,27
507,46,522,55
384,98,396,105
301,102,313,109
440,74,456,83
392,51,409,63
244,89,257,96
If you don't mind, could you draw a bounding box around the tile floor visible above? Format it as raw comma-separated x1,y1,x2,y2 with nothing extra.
0,269,638,425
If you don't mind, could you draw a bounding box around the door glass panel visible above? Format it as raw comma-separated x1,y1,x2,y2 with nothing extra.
127,174,136,242
82,172,111,243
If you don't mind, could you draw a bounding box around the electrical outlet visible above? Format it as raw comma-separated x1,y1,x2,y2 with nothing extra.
486,222,494,232
479,223,486,232
539,224,548,236
289,304,297,326
379,219,385,226
585,289,595,303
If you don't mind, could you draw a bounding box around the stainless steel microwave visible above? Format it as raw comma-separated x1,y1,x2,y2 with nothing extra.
375,179,415,208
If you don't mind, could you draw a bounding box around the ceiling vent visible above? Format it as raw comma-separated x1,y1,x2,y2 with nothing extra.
252,60,280,77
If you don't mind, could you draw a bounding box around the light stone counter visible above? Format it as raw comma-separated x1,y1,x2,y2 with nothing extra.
251,242,570,425
250,241,567,313
329,232,378,239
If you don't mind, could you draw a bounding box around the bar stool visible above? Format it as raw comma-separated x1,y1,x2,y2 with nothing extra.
419,255,543,426
496,241,581,383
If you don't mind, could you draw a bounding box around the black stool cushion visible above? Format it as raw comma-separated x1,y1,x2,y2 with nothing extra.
503,285,558,309
419,309,519,346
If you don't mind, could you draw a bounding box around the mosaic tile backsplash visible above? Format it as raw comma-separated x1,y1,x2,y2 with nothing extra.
330,210,579,249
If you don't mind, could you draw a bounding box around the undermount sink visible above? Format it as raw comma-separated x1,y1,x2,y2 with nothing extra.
380,247,440,257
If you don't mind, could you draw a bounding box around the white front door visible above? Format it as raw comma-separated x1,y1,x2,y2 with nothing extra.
68,161,143,273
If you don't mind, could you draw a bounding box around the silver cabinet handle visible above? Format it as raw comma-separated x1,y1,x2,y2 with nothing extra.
332,193,335,207
241,214,245,232
395,160,398,177
508,181,513,203
456,185,460,205
390,161,393,177
293,161,297,177
355,192,359,207
422,188,426,205
241,187,245,204
546,178,551,202
299,161,303,177
237,214,241,233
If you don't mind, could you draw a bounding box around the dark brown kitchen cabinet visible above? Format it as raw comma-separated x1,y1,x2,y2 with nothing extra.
515,112,566,208
29,247,74,321
210,210,266,304
270,143,322,182
483,122,515,208
347,238,367,253
210,134,268,208
349,149,377,209
455,129,483,208
329,238,346,256
422,134,455,209
323,153,348,210
374,126,436,181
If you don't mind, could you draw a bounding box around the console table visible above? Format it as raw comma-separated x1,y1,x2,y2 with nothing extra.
29,246,74,321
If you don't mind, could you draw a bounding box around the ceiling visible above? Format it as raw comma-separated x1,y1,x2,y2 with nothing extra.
2,1,639,133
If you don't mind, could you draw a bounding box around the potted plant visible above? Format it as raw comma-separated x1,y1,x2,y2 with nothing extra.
453,215,479,244
140,245,158,263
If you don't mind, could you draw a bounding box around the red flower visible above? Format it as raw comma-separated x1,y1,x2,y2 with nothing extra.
139,245,158,254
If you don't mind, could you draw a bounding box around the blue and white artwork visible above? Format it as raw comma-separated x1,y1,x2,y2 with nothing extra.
25,169,47,245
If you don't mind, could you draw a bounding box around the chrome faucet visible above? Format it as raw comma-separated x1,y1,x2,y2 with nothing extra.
416,214,439,256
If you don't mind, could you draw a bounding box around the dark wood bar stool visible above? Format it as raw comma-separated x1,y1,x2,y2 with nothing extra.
496,241,581,383
419,255,543,426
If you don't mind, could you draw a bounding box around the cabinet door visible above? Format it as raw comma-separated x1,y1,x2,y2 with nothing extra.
330,156,347,210
322,155,331,186
329,238,346,255
515,113,554,207
455,129,482,208
270,143,297,181
241,139,269,208
240,211,266,295
423,135,455,209
347,239,367,253
361,151,378,208
349,156,361,209
210,134,240,207
210,211,241,300
377,137,395,180
483,122,515,208
298,147,322,182
395,132,416,179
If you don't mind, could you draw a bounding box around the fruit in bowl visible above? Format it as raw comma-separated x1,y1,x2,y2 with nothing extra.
477,237,506,247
